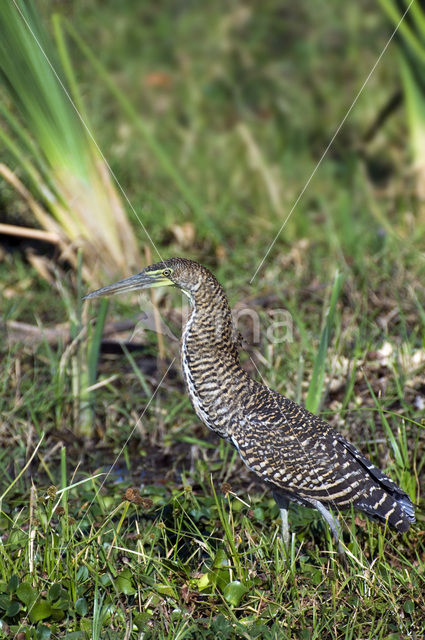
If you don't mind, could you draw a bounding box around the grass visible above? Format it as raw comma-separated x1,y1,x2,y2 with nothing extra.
1,0,425,637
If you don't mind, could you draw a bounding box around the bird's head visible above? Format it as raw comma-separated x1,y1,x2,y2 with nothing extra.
83,257,212,301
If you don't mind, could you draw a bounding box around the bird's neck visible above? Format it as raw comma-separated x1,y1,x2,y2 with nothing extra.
180,277,241,439
182,280,236,353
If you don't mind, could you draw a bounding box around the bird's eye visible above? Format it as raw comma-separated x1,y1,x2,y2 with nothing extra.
163,269,172,277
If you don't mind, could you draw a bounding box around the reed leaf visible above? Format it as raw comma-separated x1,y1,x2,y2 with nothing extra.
379,0,425,203
305,271,344,414
0,0,141,283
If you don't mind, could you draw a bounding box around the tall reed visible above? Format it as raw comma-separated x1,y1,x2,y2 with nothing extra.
0,0,141,284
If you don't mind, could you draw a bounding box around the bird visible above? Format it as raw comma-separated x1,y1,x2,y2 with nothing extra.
84,257,415,552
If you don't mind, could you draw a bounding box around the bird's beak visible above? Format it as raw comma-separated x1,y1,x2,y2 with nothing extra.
83,270,173,301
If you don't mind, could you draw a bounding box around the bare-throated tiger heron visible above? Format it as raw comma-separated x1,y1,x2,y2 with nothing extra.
84,258,415,552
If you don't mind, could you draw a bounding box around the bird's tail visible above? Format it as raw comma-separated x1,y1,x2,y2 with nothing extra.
355,485,415,532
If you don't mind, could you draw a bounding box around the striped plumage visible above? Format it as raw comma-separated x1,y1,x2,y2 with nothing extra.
85,257,415,546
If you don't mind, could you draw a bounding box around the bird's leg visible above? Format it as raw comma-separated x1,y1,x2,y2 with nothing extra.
273,491,290,547
279,506,290,547
309,499,345,557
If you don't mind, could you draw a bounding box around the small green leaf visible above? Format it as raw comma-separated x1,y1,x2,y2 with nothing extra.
17,583,37,606
223,581,248,607
211,548,232,590
48,583,62,602
216,567,232,592
76,566,88,582
115,574,136,596
403,600,414,614
51,597,69,610
7,576,18,595
36,623,51,640
213,548,229,569
133,611,153,629
0,595,10,610
5,600,20,617
80,618,92,633
119,568,132,579
311,569,322,585
137,574,155,587
197,573,211,591
75,597,88,616
29,600,52,623
155,584,175,597
50,608,66,622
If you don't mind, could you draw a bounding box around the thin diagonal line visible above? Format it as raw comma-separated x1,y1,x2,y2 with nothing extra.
11,0,163,264
250,0,414,284
13,358,175,640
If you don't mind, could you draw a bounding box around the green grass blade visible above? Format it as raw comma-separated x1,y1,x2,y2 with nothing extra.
52,13,90,128
87,298,109,387
378,0,425,64
0,0,88,176
0,124,47,197
305,271,344,413
378,0,425,188
120,342,151,398
363,374,403,468
398,51,425,169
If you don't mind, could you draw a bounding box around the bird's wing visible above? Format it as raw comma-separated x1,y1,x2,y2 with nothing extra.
336,434,409,499
233,392,404,503
233,388,414,526
233,405,360,497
